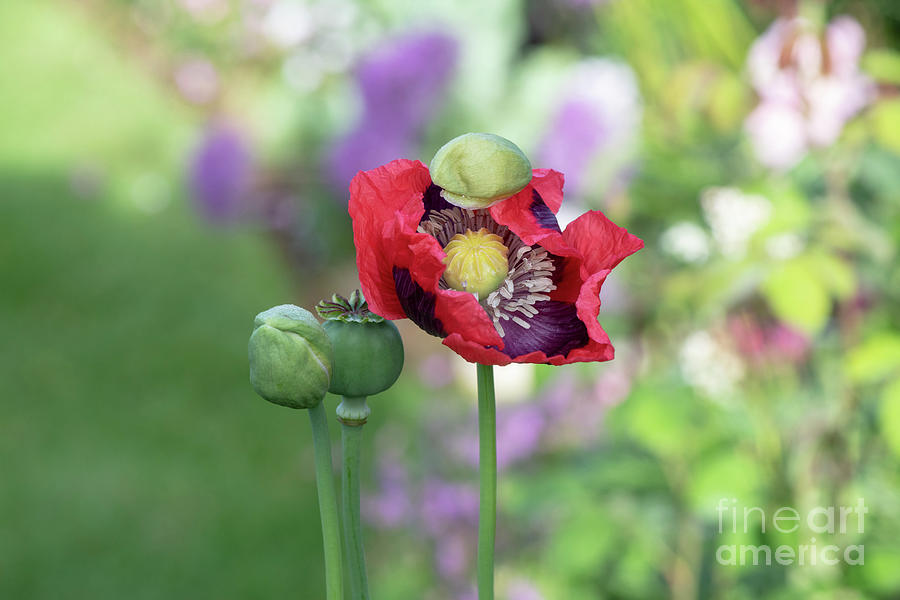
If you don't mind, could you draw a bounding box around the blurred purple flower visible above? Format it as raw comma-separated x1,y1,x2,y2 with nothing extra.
745,16,873,170
448,404,547,470
497,405,546,468
363,458,412,529
327,31,458,193
537,58,641,209
188,122,253,222
421,479,479,536
541,371,580,421
540,101,608,196
560,0,608,6
434,531,469,579
543,364,632,445
418,353,455,389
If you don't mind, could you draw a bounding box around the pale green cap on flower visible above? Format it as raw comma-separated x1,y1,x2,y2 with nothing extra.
429,133,533,209
248,304,333,409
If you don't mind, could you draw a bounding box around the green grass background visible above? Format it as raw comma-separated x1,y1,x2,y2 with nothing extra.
0,2,335,597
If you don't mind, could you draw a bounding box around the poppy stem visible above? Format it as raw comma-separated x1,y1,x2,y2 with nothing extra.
308,402,344,600
476,363,497,600
338,396,371,600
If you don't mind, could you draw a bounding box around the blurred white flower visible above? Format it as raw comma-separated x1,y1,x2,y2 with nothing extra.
744,16,874,170
262,0,314,48
177,0,229,23
282,52,325,92
679,330,744,399
765,232,805,260
452,354,535,404
660,221,711,264
701,187,771,259
744,102,807,170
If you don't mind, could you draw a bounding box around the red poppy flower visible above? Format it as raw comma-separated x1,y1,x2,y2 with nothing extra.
349,159,643,366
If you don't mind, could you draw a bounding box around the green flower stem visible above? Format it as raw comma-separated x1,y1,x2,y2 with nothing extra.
338,396,370,600
476,363,497,600
307,402,344,600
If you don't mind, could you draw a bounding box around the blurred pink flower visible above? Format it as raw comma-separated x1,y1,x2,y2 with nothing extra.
768,323,810,363
744,16,873,170
729,317,810,366
507,578,545,600
173,57,220,105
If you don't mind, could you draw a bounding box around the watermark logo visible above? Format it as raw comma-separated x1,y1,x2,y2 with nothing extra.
714,498,866,566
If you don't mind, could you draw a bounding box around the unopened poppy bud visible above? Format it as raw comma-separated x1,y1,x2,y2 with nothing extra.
429,132,533,209
248,304,333,409
316,291,404,400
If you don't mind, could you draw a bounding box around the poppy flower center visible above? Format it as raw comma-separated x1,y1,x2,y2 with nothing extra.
442,228,509,297
419,206,558,338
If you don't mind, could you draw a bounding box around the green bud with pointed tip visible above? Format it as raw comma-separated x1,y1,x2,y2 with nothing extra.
316,291,404,400
429,132,533,209
249,304,333,409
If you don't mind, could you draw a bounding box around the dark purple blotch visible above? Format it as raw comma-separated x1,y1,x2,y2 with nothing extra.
393,266,447,337
420,183,453,222
530,190,561,232
497,300,588,358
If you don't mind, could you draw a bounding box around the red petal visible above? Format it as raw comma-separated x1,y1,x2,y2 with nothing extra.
489,169,573,256
349,159,431,319
350,159,501,348
554,211,643,362
443,334,511,365
553,210,643,303
562,210,644,275
444,328,614,365
569,269,616,362
453,209,642,365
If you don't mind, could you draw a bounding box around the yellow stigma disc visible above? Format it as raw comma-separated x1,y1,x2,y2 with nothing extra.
442,228,509,297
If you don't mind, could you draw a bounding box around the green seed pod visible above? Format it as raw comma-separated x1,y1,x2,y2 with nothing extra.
248,304,333,409
316,291,404,399
429,132,533,209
